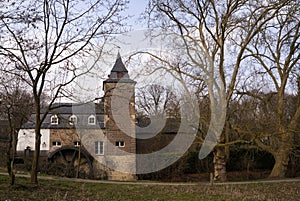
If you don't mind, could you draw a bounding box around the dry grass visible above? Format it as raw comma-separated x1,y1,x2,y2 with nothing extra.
0,175,299,201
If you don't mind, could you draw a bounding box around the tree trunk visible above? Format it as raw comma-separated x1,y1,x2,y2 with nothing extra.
6,111,15,185
213,146,227,182
269,146,290,178
7,141,13,185
7,159,15,185
10,171,15,185
76,147,81,178
31,128,41,184
213,124,228,182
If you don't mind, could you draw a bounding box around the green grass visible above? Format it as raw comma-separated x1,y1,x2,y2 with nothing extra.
0,175,299,201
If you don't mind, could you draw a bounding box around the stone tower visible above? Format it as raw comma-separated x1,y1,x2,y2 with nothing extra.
103,53,136,180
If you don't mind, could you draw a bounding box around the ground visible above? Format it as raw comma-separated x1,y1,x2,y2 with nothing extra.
0,174,299,200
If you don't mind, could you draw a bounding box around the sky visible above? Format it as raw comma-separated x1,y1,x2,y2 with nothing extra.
127,0,148,29
70,0,181,102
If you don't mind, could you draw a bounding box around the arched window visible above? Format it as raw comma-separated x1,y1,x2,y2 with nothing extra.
88,115,96,125
69,115,77,125
51,115,58,125
115,141,125,147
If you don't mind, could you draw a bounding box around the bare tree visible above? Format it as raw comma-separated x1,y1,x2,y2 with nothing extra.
239,1,300,178
142,0,291,181
136,84,180,118
0,0,128,184
0,77,34,185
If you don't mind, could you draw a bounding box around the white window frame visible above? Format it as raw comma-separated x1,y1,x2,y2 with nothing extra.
88,115,96,125
115,141,125,147
69,115,77,125
51,115,59,125
52,141,61,147
73,141,81,147
95,141,104,155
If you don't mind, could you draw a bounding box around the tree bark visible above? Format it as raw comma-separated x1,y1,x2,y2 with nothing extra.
6,109,15,185
269,132,292,178
270,150,290,178
31,107,41,184
213,146,227,182
31,128,41,184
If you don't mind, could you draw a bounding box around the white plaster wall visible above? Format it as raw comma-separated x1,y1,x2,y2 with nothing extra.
40,129,50,150
17,129,50,151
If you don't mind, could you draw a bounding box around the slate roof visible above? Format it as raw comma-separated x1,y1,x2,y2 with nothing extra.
44,102,104,114
104,53,135,83
136,117,180,136
111,52,128,73
22,102,105,129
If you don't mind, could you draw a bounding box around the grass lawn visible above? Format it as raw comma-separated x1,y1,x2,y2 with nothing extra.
0,175,299,201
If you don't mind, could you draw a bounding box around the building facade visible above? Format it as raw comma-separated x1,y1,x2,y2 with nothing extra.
16,54,136,180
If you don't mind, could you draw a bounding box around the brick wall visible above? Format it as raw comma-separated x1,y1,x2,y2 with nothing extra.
49,128,80,152
104,82,136,154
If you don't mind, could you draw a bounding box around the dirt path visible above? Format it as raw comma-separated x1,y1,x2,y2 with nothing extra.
1,172,300,186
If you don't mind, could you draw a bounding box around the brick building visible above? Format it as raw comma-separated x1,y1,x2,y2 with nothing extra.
16,53,137,180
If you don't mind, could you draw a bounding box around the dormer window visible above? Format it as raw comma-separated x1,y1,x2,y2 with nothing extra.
88,115,96,125
51,115,58,125
69,115,77,125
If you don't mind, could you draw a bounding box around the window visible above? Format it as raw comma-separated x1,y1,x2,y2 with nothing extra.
42,142,47,148
73,141,81,147
88,115,96,125
52,141,61,147
51,115,58,125
69,115,77,125
94,141,104,155
117,72,123,78
115,141,125,147
100,121,105,128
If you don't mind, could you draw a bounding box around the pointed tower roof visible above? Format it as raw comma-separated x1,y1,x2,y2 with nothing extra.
111,52,128,73
103,52,136,84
